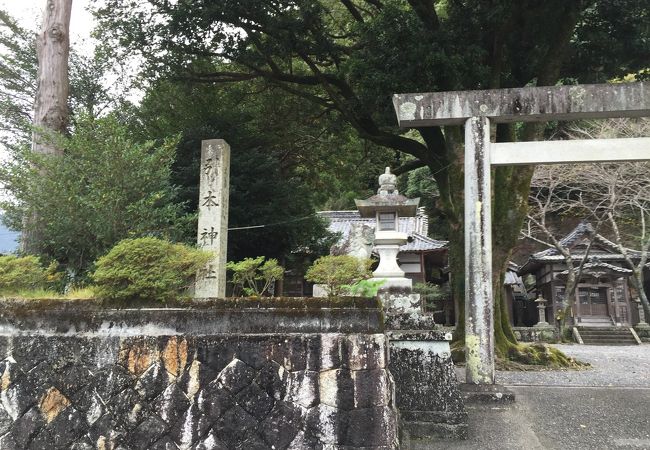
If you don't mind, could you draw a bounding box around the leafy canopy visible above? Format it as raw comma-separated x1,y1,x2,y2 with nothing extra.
130,78,382,262
0,114,189,274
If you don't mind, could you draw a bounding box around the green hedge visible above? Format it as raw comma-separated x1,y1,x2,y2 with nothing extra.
0,255,59,294
92,237,210,302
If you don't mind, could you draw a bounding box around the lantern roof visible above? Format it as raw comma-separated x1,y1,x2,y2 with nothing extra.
354,167,420,217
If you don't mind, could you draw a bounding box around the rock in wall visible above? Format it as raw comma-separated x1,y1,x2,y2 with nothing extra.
0,298,398,450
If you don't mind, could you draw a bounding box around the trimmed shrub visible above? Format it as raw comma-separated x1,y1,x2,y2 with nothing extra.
226,256,284,297
0,255,59,294
342,278,386,298
305,255,372,297
92,237,211,302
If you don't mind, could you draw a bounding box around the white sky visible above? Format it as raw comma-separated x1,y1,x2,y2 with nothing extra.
0,0,95,47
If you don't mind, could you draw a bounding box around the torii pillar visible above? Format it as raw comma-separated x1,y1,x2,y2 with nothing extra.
393,82,650,385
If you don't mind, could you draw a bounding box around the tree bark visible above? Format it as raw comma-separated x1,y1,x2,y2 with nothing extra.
422,125,532,357
23,0,72,254
33,0,72,153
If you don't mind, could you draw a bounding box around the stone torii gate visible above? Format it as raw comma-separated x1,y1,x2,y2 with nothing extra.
393,82,650,385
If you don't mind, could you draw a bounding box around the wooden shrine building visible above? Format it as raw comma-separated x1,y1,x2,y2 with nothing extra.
519,222,644,327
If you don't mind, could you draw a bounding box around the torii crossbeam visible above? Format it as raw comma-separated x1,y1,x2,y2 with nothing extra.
393,82,650,385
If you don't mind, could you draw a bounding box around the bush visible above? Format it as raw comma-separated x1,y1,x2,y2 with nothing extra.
0,255,60,294
226,256,284,297
92,237,210,302
342,278,386,298
0,113,188,275
305,255,372,297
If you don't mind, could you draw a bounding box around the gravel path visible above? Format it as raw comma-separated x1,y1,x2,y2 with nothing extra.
456,344,650,387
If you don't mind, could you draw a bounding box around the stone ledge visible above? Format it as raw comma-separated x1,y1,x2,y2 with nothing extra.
0,300,384,336
0,296,381,311
387,330,452,341
400,411,468,425
384,313,436,331
513,326,559,343
400,420,469,441
460,384,515,404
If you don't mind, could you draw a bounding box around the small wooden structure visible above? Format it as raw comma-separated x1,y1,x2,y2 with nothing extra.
519,223,641,326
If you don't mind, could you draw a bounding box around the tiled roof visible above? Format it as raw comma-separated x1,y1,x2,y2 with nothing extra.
520,222,641,274
558,260,633,276
530,222,641,260
401,232,447,251
317,210,446,253
504,270,521,285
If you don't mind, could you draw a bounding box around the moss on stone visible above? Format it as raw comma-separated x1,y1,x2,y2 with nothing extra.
0,295,381,312
450,340,588,370
502,343,588,370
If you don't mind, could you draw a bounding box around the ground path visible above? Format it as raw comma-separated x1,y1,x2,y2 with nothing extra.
421,344,650,449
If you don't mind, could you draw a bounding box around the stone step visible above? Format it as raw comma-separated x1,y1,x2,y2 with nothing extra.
578,330,634,335
581,335,636,340
580,335,636,341
574,327,639,345
578,317,614,325
581,338,636,343
576,326,629,330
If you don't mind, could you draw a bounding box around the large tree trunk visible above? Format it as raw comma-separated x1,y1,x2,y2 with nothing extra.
23,0,72,254
33,0,72,153
422,125,534,358
492,164,534,356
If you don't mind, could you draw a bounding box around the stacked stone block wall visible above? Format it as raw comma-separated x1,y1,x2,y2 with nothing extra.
512,326,559,343
0,298,398,450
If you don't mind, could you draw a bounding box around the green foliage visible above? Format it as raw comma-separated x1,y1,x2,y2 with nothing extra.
226,256,285,297
414,282,450,314
92,237,210,302
0,113,190,275
0,9,36,151
342,278,386,298
130,78,387,262
401,165,448,239
0,11,130,151
0,255,60,294
305,255,372,297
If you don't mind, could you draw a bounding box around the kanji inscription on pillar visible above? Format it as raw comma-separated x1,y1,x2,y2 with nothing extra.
195,139,230,297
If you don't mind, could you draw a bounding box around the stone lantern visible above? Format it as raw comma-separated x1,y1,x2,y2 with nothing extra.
534,296,549,327
635,299,649,329
355,167,420,290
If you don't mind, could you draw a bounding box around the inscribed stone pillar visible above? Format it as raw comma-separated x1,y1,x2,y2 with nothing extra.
195,139,230,298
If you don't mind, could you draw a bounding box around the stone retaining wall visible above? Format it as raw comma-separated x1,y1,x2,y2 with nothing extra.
0,298,398,450
512,326,559,343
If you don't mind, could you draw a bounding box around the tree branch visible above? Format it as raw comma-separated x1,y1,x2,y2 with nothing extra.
406,0,439,31
393,159,427,175
340,0,364,22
